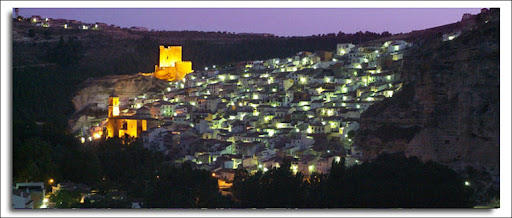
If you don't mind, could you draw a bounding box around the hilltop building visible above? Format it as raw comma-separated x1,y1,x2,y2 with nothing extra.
154,46,194,81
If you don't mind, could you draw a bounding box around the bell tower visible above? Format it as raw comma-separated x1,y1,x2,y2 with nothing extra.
108,95,120,118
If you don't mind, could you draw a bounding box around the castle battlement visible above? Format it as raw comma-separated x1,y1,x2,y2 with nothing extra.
154,45,193,81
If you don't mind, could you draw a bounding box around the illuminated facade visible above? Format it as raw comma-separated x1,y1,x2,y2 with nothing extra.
154,46,193,81
106,96,158,138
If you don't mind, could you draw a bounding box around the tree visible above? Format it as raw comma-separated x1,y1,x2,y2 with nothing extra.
145,163,229,208
13,137,56,183
257,161,306,208
232,160,306,208
381,31,392,37
50,190,82,208
231,153,473,208
339,153,473,208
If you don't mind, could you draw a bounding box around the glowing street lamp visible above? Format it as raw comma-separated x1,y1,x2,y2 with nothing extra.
93,132,101,139
48,178,54,185
308,165,315,172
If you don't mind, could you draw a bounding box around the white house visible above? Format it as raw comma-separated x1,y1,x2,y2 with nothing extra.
337,43,355,56
15,182,45,209
142,127,170,152
442,31,462,42
387,40,408,53
12,189,33,209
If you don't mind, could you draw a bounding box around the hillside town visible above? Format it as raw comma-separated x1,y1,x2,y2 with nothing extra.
14,38,413,209
11,7,502,210
75,39,411,190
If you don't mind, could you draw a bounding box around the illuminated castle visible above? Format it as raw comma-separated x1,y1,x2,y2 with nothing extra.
154,46,193,81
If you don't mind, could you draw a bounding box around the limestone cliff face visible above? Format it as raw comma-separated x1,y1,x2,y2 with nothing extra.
355,10,500,188
70,73,167,131
72,73,166,112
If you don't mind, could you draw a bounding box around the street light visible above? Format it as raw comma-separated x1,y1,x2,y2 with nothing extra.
48,178,54,185
93,132,101,139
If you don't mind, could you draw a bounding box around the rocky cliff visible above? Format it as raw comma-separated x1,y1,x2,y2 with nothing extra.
70,73,167,131
355,9,500,198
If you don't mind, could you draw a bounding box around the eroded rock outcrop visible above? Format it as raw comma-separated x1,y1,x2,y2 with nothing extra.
72,73,166,112
355,9,500,194
70,73,167,131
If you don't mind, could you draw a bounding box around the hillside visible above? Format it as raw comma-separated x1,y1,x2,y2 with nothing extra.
354,9,500,203
12,18,391,124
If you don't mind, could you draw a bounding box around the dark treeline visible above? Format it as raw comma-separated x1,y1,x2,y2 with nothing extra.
232,153,474,208
180,31,392,69
73,31,392,77
13,120,233,208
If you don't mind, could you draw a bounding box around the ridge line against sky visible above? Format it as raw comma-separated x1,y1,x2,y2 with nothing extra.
17,8,482,37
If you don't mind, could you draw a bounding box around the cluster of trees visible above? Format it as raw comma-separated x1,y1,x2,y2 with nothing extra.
13,35,87,124
14,120,86,184
179,31,391,70
13,119,231,208
232,153,474,208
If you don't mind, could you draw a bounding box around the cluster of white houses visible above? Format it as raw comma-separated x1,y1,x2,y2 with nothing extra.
15,40,411,207
93,40,409,183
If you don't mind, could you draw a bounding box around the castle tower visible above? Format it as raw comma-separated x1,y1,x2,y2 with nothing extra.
108,95,120,118
159,46,182,68
154,45,193,81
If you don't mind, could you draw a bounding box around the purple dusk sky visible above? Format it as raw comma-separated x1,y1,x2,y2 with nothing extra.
17,8,482,36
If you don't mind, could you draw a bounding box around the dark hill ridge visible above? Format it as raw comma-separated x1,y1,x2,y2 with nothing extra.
354,9,499,200
13,19,391,71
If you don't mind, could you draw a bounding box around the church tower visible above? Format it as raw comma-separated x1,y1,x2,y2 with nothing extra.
108,95,120,118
